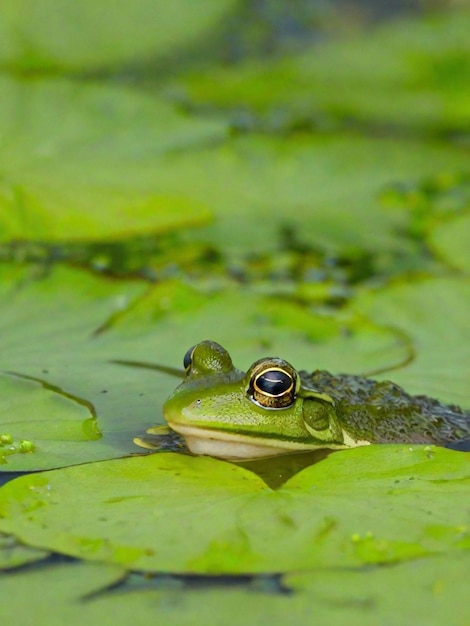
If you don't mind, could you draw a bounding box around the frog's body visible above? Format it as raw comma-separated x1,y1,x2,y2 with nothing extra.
163,340,470,460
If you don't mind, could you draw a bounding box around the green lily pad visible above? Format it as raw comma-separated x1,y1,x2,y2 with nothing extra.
0,265,152,471
0,446,468,573
0,0,237,73
0,561,125,625
428,212,470,273
284,553,470,625
87,554,470,625
0,264,410,471
0,373,115,468
2,554,468,626
172,9,470,132
0,77,226,243
0,532,49,570
0,76,466,256
139,132,470,257
352,276,470,406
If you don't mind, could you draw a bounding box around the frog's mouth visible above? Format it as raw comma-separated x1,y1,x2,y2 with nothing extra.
167,422,313,460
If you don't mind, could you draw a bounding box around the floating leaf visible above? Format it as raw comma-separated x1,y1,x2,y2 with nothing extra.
0,373,114,469
1,553,468,625
0,77,225,243
0,264,409,471
138,133,470,257
0,447,468,573
352,276,470,405
172,9,470,132
428,212,470,274
284,553,470,625
0,265,149,470
0,561,125,626
0,532,49,570
0,0,237,72
0,76,466,257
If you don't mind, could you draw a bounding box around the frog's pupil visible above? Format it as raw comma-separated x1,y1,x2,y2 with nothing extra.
183,346,195,371
256,370,292,396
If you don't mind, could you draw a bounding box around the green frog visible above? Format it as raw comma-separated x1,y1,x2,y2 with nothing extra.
163,340,470,460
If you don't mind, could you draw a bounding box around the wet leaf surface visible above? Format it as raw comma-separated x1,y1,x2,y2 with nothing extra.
0,532,50,570
0,77,225,243
0,264,411,471
172,9,470,132
0,3,468,620
0,561,126,625
2,553,469,625
129,133,469,258
428,212,470,274
0,447,468,573
0,0,237,72
352,277,470,406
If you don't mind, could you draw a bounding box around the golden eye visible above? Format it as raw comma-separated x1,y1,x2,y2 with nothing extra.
248,360,297,409
183,345,196,372
255,369,293,396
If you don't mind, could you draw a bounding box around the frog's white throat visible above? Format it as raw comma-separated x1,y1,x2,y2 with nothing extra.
167,421,371,460
167,422,310,460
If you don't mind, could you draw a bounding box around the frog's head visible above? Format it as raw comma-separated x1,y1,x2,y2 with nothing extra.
163,340,345,460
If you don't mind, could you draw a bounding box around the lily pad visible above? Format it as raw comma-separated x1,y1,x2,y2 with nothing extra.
0,532,49,570
139,132,470,257
0,77,225,243
284,553,470,626
0,75,467,256
0,265,149,470
0,264,410,471
428,212,470,274
87,553,470,625
0,373,114,469
0,446,468,573
171,9,470,132
0,0,237,73
2,554,468,626
352,276,470,405
0,561,125,625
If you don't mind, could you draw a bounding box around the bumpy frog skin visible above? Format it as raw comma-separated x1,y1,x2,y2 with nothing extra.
163,340,470,460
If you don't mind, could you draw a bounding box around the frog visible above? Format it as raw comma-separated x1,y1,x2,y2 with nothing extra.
162,340,470,460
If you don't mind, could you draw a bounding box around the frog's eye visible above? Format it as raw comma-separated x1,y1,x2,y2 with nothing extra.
248,364,296,409
183,345,196,372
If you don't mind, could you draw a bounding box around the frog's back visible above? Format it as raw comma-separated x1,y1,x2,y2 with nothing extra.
301,370,470,445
